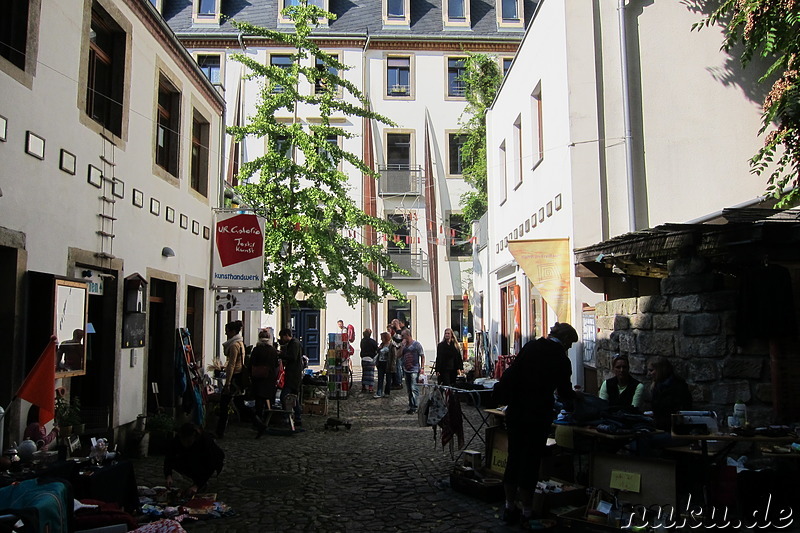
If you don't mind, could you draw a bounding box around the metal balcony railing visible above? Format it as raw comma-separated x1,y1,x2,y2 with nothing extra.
378,164,423,196
383,251,428,281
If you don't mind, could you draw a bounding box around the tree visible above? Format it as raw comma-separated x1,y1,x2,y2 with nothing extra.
697,1,800,206
227,2,405,325
458,53,504,222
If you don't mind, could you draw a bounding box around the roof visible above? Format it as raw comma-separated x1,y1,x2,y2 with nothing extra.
574,209,800,278
161,0,537,40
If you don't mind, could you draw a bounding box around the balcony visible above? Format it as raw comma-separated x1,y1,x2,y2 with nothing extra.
383,251,427,281
378,164,423,196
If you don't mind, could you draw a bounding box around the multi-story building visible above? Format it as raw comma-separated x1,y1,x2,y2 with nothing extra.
481,0,776,388
160,0,530,363
0,0,225,440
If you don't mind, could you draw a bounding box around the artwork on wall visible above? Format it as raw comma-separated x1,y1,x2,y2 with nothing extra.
538,207,545,222
180,214,188,229
87,165,103,188
112,178,124,199
59,150,76,175
555,193,562,210
203,226,210,239
166,206,175,223
150,198,160,216
0,115,7,142
25,131,45,160
192,220,200,235
525,219,530,232
132,189,144,208
546,201,553,217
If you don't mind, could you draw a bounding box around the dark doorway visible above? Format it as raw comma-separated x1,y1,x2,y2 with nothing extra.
185,286,204,361
0,245,20,406
147,278,177,413
290,306,320,365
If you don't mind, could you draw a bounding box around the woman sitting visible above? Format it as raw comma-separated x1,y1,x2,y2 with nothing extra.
598,354,643,412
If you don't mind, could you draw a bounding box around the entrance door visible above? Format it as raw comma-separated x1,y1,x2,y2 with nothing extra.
290,307,321,365
147,279,177,413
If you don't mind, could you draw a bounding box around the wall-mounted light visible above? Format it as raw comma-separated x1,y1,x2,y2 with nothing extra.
162,247,175,258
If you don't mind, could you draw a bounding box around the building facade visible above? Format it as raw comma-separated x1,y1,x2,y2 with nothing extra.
0,0,226,440
481,0,775,390
160,0,529,363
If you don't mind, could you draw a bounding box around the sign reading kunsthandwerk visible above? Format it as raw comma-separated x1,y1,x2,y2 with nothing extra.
211,212,266,289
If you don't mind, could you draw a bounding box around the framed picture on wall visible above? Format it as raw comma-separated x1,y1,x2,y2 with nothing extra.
112,178,124,199
132,189,144,208
59,150,76,175
150,198,160,216
166,206,175,223
25,131,45,160
180,214,188,229
87,165,103,188
0,115,7,142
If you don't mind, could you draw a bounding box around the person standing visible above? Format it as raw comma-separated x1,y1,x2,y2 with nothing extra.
278,328,304,428
434,328,463,386
374,331,392,398
360,328,378,393
647,356,692,431
400,328,425,414
390,320,404,389
216,320,244,438
493,322,578,529
250,329,280,433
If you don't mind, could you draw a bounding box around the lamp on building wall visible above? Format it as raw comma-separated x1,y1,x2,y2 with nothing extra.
162,247,176,258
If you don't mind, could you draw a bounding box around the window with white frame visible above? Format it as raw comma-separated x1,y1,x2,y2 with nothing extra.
384,0,410,26
447,212,472,259
315,54,339,95
270,54,293,93
502,57,513,76
197,54,222,87
194,0,219,23
447,57,466,98
444,0,469,27
386,56,411,97
531,82,543,168
318,133,338,166
513,115,522,187
499,140,507,204
447,133,467,176
497,0,522,29
280,0,327,24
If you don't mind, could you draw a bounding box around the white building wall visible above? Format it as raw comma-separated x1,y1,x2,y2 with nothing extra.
0,0,224,431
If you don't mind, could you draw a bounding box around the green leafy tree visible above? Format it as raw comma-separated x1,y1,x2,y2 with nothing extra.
696,1,800,206
458,53,504,222
227,2,405,325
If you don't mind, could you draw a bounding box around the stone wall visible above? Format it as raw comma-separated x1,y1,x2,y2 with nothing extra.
593,257,773,425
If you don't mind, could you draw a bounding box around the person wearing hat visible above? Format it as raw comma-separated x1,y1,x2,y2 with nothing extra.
494,322,579,530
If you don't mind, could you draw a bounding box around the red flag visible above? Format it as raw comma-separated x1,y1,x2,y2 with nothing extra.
17,336,56,426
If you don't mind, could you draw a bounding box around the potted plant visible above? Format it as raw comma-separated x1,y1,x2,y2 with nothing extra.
55,395,82,435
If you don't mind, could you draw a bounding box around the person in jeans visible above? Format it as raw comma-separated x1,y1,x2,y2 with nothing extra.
400,328,425,414
278,328,304,428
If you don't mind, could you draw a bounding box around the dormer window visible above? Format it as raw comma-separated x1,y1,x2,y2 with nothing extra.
496,0,523,29
194,0,220,24
279,0,328,26
383,0,410,27
443,0,470,28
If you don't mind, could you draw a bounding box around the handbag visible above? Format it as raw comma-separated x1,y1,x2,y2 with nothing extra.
276,361,286,389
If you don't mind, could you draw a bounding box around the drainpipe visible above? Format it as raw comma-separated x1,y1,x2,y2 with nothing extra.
618,0,636,232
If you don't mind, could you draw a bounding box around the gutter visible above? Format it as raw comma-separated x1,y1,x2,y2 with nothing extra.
618,0,636,232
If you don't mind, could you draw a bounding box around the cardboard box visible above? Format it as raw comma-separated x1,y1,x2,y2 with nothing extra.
303,398,328,416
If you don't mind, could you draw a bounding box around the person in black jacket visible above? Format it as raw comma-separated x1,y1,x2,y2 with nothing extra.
647,356,692,431
250,329,280,436
164,423,224,497
494,322,579,529
434,328,463,386
599,354,643,412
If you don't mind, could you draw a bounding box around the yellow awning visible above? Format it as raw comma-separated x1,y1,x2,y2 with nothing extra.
507,238,572,323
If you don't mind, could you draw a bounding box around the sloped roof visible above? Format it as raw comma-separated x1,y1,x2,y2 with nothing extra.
161,0,536,39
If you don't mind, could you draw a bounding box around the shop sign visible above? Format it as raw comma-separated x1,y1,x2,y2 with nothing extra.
212,212,266,289
74,268,103,296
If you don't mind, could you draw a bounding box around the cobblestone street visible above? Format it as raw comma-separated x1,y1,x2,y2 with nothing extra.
132,388,517,532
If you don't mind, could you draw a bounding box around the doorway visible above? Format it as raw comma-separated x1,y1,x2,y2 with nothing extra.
290,306,321,365
147,278,177,413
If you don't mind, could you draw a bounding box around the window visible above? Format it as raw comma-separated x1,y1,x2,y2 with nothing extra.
388,0,404,18
197,54,221,86
275,135,292,159
387,214,412,255
388,299,412,332
86,5,125,137
448,0,466,20
497,0,523,29
444,0,469,27
513,115,522,187
315,54,338,95
387,133,411,167
383,0,410,27
502,57,513,76
501,0,518,20
450,298,474,343
191,110,209,196
447,58,466,98
270,54,293,93
0,0,30,70
499,141,507,204
281,0,326,24
447,213,472,258
387,57,410,97
318,134,338,165
531,83,543,168
195,0,219,23
448,133,467,176
156,75,180,176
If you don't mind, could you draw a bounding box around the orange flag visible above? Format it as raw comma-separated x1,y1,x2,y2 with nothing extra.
16,336,57,426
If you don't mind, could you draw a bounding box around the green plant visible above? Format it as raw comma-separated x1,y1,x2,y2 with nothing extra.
145,412,176,435
55,395,82,427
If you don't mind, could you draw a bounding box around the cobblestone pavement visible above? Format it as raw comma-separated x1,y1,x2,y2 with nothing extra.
132,388,520,532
